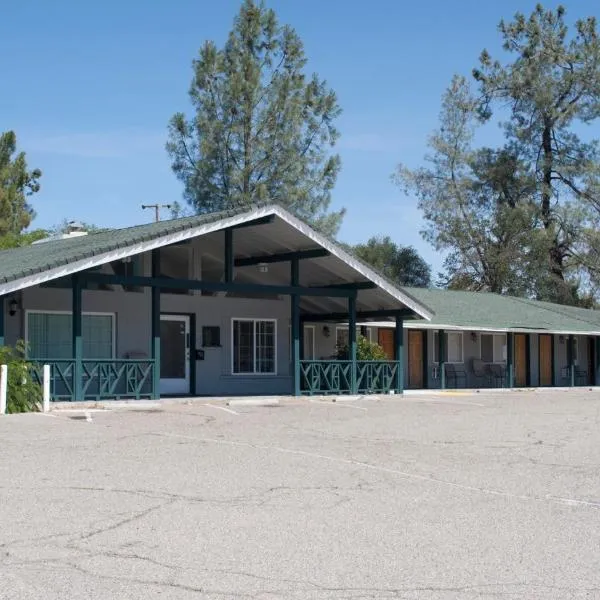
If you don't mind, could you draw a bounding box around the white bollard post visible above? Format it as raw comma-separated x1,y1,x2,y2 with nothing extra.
43,364,51,413
0,364,7,415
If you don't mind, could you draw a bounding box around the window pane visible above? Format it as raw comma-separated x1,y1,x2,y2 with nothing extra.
447,333,462,363
303,328,315,360
160,320,186,378
233,320,254,373
83,315,113,359
494,335,506,362
481,335,493,362
336,328,349,348
433,332,439,363
27,313,112,359
256,321,275,373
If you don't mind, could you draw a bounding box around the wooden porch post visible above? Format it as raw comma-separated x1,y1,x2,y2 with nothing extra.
151,249,161,400
291,258,301,396
0,296,4,347
506,332,514,388
394,315,404,394
72,274,83,401
568,334,575,387
349,296,357,394
596,336,600,386
438,329,445,390
224,229,233,283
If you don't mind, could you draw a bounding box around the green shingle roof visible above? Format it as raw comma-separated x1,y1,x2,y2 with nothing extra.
402,287,600,334
0,206,258,285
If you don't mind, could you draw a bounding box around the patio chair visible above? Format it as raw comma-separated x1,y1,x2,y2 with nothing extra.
488,363,506,387
445,364,467,388
470,358,490,387
575,368,588,386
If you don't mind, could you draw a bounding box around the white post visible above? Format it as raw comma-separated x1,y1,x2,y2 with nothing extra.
43,364,51,413
0,364,7,415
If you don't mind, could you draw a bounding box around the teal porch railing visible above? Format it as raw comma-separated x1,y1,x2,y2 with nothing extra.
30,359,156,401
300,360,400,395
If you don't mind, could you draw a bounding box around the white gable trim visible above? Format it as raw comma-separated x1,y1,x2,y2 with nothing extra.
0,205,433,320
268,206,432,320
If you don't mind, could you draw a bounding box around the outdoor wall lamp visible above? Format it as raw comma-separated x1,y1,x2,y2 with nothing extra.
470,332,477,342
322,325,331,338
9,298,18,316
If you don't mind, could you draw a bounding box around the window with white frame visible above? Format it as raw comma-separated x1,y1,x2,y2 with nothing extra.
232,319,276,374
480,333,507,363
336,326,362,349
433,331,464,363
573,337,579,365
26,312,114,359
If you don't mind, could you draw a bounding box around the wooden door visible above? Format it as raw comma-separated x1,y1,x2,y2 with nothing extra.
514,334,527,387
378,328,395,360
587,338,595,385
539,334,553,387
408,330,424,388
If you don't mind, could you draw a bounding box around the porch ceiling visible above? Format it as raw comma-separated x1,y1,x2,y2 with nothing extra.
0,204,432,321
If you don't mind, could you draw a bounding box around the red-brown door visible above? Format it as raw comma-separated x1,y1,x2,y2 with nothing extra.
378,328,395,360
539,335,552,387
408,330,424,388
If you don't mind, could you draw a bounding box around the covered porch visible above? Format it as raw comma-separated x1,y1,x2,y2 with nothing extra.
0,205,432,401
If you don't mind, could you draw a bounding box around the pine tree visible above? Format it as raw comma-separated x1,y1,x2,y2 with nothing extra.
0,131,41,239
167,0,344,236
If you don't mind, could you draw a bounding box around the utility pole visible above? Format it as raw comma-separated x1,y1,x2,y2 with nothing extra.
142,204,172,223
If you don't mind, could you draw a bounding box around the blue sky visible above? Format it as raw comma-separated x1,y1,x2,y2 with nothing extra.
1,0,590,276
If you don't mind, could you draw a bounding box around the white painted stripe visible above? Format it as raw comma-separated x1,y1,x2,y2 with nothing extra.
153,432,600,511
203,403,240,415
227,398,280,407
309,399,367,411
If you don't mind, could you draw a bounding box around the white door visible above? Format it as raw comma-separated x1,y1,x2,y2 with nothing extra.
160,315,190,395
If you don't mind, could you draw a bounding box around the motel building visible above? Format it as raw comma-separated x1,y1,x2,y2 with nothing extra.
0,204,599,402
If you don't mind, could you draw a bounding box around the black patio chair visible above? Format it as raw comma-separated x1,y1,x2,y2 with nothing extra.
488,363,506,387
445,363,467,388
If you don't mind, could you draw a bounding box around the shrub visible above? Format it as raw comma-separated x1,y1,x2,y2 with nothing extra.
336,335,388,361
0,341,42,413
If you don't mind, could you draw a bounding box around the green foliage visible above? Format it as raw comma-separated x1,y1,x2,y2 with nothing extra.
0,131,42,238
352,236,431,287
336,335,388,361
397,5,600,305
0,229,48,250
0,341,42,413
167,0,344,236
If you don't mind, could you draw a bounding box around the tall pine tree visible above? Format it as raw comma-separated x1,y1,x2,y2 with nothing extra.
167,0,344,236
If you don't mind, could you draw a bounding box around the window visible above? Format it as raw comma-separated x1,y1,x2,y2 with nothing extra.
232,319,276,374
303,326,315,360
26,312,114,359
202,326,221,347
572,337,579,365
480,333,507,363
335,326,362,349
433,331,463,364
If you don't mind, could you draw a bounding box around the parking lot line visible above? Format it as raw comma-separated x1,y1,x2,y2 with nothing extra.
203,403,240,415
309,399,367,411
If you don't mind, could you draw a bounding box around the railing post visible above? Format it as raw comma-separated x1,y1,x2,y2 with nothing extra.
568,334,575,387
151,249,161,400
43,364,50,412
395,316,404,394
291,258,300,396
349,295,357,394
72,274,83,401
438,329,446,390
0,296,5,347
506,332,514,388
0,364,7,414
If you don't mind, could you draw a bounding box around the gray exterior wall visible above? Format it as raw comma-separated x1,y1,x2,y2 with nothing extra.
11,285,293,396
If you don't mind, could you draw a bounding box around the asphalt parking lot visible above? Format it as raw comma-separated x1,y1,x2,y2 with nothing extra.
1,391,599,600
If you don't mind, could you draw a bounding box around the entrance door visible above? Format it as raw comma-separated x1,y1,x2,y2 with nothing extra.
378,328,395,360
160,315,190,395
408,330,424,388
587,338,596,385
514,334,527,387
539,334,553,387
